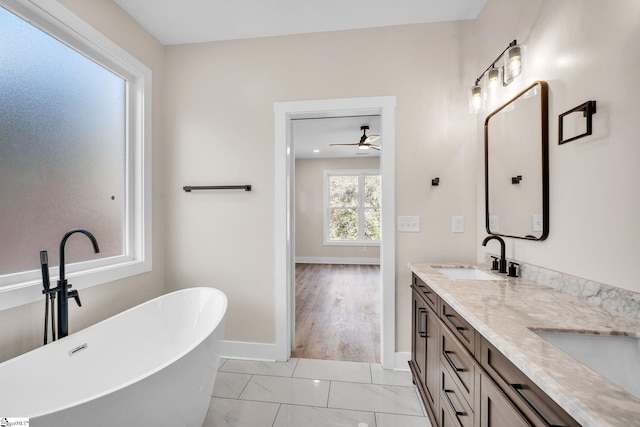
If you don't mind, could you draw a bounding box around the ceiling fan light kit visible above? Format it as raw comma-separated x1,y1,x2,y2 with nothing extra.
330,125,381,151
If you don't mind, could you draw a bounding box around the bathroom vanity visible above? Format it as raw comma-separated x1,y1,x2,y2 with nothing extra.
409,263,640,427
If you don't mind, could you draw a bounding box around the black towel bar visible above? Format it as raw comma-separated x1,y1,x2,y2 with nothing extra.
183,185,252,192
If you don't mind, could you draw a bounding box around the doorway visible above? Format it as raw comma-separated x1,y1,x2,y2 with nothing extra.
274,96,397,369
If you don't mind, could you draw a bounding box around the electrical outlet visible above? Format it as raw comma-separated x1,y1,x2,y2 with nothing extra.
452,215,464,233
532,214,543,232
397,216,420,232
489,215,499,232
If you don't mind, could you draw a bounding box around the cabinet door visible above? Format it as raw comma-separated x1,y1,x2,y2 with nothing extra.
480,374,531,427
425,304,439,409
412,291,428,379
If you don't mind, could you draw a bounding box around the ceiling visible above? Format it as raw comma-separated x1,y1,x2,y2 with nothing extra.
293,115,381,159
113,0,486,45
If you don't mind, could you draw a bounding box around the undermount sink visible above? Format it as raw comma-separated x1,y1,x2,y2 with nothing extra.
534,330,640,399
434,266,504,281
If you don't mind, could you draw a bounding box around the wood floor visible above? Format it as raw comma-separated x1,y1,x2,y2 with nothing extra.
291,263,380,363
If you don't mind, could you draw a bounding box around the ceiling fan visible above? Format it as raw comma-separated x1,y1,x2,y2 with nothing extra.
330,125,381,151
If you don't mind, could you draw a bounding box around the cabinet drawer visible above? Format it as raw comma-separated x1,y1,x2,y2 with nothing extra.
481,339,579,427
441,300,475,354
413,274,438,312
441,320,475,408
440,364,474,427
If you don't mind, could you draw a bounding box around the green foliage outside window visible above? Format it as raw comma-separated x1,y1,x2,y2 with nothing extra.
328,173,380,241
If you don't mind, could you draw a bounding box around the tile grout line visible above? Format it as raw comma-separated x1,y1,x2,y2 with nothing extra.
236,373,254,400
271,403,282,427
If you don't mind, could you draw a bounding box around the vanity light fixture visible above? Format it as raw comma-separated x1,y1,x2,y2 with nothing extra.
469,40,527,114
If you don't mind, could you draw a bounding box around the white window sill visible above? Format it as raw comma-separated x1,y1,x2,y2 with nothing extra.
0,257,151,312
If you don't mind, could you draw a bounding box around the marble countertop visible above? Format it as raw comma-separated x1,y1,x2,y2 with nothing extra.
409,263,640,427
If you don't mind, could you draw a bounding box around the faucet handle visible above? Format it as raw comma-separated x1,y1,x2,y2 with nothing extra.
508,262,519,278
490,256,499,270
68,288,82,307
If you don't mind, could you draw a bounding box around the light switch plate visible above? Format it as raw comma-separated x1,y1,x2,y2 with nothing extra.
397,216,420,232
452,215,464,233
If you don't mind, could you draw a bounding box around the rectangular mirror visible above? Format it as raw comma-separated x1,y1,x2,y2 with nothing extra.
484,81,549,240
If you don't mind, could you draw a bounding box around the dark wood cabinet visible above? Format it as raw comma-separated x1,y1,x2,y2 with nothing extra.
480,339,580,427
412,290,428,380
410,272,578,427
410,276,440,426
480,373,531,427
440,361,474,427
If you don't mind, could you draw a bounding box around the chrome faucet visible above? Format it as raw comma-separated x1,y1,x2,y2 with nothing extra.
482,235,507,274
56,228,100,338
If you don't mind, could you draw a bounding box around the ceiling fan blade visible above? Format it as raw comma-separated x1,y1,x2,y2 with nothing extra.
365,135,380,143
330,143,359,146
369,145,381,151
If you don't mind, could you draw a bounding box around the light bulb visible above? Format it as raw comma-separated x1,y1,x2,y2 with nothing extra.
486,67,502,101
504,44,526,85
359,145,369,150
487,68,500,88
469,84,484,114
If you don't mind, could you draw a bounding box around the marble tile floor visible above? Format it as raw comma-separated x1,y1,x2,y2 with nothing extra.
203,358,431,427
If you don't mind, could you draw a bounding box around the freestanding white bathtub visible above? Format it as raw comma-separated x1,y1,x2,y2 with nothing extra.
0,287,227,427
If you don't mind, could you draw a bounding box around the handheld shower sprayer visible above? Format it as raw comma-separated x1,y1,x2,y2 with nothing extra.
40,250,56,344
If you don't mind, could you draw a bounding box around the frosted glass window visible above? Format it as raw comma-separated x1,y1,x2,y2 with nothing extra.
0,6,126,275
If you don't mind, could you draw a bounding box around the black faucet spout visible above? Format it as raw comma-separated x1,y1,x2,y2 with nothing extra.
57,228,100,339
482,235,507,274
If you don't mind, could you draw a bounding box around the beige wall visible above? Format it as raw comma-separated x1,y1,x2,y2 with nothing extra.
164,21,479,350
295,157,381,261
0,0,166,362
474,0,640,293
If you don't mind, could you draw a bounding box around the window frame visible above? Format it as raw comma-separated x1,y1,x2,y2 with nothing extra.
0,0,152,311
323,169,381,247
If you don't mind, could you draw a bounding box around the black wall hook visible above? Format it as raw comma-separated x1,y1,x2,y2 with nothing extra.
431,177,440,186
511,175,522,184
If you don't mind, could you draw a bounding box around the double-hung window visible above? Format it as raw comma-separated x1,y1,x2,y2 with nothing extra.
0,0,151,309
324,170,381,245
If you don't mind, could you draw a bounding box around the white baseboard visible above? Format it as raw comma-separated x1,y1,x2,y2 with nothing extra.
295,256,380,265
394,352,411,371
220,342,411,372
218,340,285,362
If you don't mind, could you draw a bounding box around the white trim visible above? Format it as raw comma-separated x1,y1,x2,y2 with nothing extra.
275,96,396,368
0,0,152,311
295,257,380,265
218,340,282,362
394,352,411,372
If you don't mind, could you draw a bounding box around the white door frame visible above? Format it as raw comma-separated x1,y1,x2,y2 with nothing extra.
274,96,397,369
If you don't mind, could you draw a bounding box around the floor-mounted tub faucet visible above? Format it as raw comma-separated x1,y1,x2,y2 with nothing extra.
56,228,100,338
482,235,507,274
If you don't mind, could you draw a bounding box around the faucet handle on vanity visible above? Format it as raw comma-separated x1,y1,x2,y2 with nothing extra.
508,262,519,278
490,256,499,271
